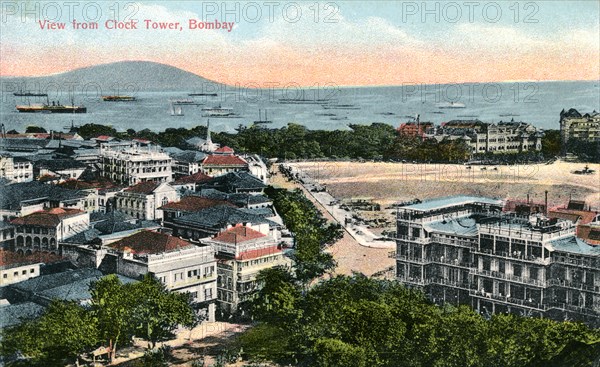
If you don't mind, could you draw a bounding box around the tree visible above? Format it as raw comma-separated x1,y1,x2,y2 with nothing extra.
313,338,367,367
0,301,98,366
25,126,47,134
128,274,196,349
77,123,117,139
89,274,136,362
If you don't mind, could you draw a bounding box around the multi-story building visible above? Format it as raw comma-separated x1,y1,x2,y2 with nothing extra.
103,230,217,321
201,147,249,177
428,120,543,155
201,223,289,313
559,108,600,153
99,142,173,185
0,155,33,183
11,208,90,255
114,181,178,220
395,196,600,326
397,116,434,139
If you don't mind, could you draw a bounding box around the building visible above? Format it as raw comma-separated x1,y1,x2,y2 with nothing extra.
35,159,87,182
114,181,178,220
0,155,33,183
0,250,64,286
166,149,207,178
168,205,280,241
394,195,600,326
198,172,267,195
201,224,289,313
244,154,269,184
202,148,249,177
103,230,217,321
170,171,213,192
99,142,173,185
11,208,90,254
428,120,543,155
0,181,88,220
560,108,600,153
159,195,235,225
397,116,434,139
186,120,220,153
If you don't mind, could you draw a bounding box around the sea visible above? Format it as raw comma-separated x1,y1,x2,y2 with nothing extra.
0,80,598,134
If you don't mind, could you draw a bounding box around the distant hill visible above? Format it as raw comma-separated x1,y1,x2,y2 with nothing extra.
0,61,223,93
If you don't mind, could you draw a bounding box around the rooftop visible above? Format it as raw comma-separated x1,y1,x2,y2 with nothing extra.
107,230,194,254
174,205,276,230
401,196,503,212
213,224,266,244
203,155,247,166
173,171,212,185
0,250,65,270
423,216,479,237
549,236,600,256
159,195,235,212
11,208,86,228
0,181,87,210
124,181,161,194
0,302,45,329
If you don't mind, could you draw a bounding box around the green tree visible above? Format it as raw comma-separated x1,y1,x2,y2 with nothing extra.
313,338,367,367
0,301,98,366
89,274,137,362
77,123,117,139
129,274,196,349
25,126,47,134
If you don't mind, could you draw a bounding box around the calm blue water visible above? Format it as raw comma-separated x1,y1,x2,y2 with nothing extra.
1,81,598,133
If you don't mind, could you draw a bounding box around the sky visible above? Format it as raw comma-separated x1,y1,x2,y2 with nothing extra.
0,1,599,86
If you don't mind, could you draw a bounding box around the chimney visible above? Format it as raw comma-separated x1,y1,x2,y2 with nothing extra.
526,193,530,205
544,190,548,216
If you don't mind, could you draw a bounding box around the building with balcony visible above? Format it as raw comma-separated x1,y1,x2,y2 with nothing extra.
103,230,217,321
428,120,543,155
395,195,600,326
201,223,289,313
11,208,90,255
99,142,173,186
560,108,600,153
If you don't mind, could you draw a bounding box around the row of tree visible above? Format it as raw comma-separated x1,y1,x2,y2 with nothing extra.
25,122,577,162
264,186,343,284
0,275,198,366
243,273,600,367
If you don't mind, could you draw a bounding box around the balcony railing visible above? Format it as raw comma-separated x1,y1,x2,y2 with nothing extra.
546,278,600,293
473,269,546,287
469,290,547,311
473,248,551,265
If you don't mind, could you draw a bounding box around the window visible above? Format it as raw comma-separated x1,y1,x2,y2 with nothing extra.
30,269,35,274
190,291,198,299
22,270,27,275
13,272,18,277
513,264,522,277
204,288,213,300
3,274,6,279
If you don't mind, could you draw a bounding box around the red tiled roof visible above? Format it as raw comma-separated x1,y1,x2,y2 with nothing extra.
173,172,212,185
125,181,160,194
95,135,113,141
11,208,85,228
203,155,247,166
159,196,235,211
236,245,282,260
108,230,193,254
0,250,64,268
214,146,234,153
213,224,266,244
59,179,117,190
577,225,600,245
548,208,598,225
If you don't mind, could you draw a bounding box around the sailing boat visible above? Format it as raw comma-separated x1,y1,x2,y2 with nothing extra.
170,102,184,116
253,109,273,124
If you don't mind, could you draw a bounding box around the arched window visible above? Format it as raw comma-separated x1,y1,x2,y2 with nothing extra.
33,237,40,247
25,236,32,247
162,197,168,206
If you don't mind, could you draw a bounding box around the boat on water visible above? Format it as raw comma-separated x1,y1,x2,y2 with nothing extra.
499,113,520,117
201,105,238,118
169,103,184,116
279,98,336,105
170,99,201,105
188,93,218,97
16,99,87,114
102,95,136,102
14,91,48,97
330,116,348,121
437,102,466,109
253,109,272,124
322,104,359,110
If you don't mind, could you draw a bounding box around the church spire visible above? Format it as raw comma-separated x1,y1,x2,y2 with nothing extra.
206,119,212,144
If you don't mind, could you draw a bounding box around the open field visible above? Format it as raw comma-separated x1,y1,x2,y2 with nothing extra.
291,160,600,209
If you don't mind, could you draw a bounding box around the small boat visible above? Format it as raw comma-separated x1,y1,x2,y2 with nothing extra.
170,99,201,105
499,113,520,117
330,116,348,121
323,104,359,110
170,103,184,116
377,112,395,116
437,102,466,109
188,93,218,97
432,111,445,114
14,91,48,97
201,105,239,118
253,109,272,124
102,95,136,102
316,113,337,116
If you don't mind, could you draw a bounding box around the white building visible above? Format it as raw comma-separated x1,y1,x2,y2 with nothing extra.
115,181,178,220
0,155,33,183
106,230,217,321
99,142,173,185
